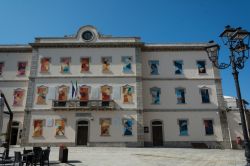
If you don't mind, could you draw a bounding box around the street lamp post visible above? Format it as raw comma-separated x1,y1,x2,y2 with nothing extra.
206,25,250,165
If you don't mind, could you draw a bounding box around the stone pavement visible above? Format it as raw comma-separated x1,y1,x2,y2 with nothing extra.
1,147,245,166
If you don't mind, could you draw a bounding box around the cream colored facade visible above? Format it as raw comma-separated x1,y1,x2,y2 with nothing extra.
0,25,239,148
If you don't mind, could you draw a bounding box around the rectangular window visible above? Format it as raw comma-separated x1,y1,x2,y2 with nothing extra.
122,56,132,73
102,57,112,73
201,89,210,103
204,120,214,135
17,62,27,76
148,60,159,75
175,88,185,104
150,87,161,104
179,120,188,136
60,57,71,73
197,60,206,74
40,57,50,73
81,57,90,72
0,62,4,75
174,60,183,75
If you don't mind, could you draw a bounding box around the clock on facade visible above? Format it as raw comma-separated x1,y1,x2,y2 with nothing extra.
82,30,94,41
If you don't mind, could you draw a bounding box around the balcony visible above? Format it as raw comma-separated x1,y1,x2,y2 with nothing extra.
52,100,116,111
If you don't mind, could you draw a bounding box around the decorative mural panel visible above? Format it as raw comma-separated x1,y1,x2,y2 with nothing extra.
123,118,133,136
122,56,132,73
17,62,27,76
122,85,134,104
55,119,66,136
36,85,48,105
33,119,43,137
60,57,71,73
102,57,112,73
0,62,4,75
13,89,25,106
150,87,161,104
79,85,90,101
81,57,90,72
40,57,50,73
100,118,111,136
148,60,159,75
101,85,112,101
58,85,69,101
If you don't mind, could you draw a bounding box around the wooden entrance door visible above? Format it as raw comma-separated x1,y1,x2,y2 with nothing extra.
152,121,163,146
77,121,89,146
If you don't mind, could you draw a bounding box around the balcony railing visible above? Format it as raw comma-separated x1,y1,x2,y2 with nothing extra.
52,100,116,111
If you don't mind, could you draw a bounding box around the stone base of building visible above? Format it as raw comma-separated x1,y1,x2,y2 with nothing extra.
21,141,143,147
231,141,243,149
144,141,225,149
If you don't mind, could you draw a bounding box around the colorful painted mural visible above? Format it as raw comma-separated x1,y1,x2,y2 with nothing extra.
55,119,66,136
33,119,43,137
13,89,25,106
58,85,69,101
123,118,133,136
122,56,132,73
61,57,70,73
81,57,90,72
79,85,89,101
17,62,27,75
36,85,48,105
150,87,161,104
122,85,134,104
102,57,111,72
100,118,111,136
40,57,50,73
101,85,112,101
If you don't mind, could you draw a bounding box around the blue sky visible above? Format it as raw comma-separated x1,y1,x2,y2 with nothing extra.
0,0,250,106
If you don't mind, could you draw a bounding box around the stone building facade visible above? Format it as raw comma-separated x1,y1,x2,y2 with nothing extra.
0,25,233,148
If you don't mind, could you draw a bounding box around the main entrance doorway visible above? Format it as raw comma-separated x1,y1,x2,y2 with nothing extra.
10,121,19,145
152,120,163,146
76,120,89,146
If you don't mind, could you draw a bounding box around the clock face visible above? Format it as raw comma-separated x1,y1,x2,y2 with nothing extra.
82,31,94,41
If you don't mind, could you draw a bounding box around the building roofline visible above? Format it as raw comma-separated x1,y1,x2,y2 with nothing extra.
29,42,144,48
142,43,212,51
0,45,32,52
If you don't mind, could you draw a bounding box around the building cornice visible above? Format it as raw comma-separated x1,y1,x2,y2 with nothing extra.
142,44,209,51
29,42,144,48
144,108,219,112
0,45,32,53
142,77,221,81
